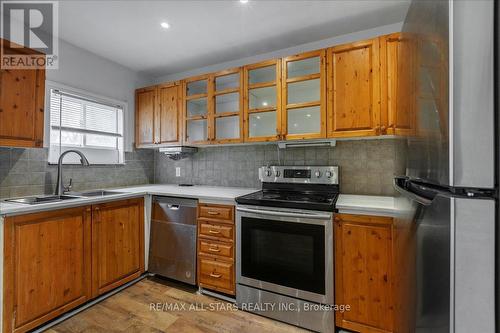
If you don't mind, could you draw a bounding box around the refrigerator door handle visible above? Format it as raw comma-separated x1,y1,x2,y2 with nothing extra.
393,177,433,206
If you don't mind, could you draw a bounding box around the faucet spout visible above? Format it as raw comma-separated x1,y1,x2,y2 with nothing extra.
55,150,90,195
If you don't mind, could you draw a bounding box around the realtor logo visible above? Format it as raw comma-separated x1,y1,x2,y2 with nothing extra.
1,0,59,69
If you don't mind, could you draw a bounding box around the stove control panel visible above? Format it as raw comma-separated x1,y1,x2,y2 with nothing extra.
259,166,339,184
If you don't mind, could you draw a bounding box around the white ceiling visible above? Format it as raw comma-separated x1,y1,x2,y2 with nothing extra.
57,0,410,78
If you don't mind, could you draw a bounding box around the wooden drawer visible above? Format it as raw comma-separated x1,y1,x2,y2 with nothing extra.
199,221,233,241
199,239,233,259
198,258,234,295
198,204,233,222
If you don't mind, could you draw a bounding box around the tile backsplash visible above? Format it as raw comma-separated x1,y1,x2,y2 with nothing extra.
0,138,406,199
155,139,407,196
0,148,154,199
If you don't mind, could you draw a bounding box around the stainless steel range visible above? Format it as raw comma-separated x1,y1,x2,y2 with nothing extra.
235,166,339,333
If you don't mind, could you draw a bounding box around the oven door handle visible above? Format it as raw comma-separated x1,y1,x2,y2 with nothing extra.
237,207,332,220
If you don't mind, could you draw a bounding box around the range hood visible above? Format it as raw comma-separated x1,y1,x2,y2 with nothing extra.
159,146,198,160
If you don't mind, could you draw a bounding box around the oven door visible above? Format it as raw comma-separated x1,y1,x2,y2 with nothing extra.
236,205,334,304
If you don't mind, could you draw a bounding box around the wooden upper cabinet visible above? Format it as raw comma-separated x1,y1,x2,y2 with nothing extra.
157,82,182,145
213,68,243,144
0,39,45,148
3,207,92,333
380,33,415,136
184,74,211,144
91,198,145,297
334,214,394,333
135,86,156,147
243,59,282,142
281,50,327,140
327,38,381,138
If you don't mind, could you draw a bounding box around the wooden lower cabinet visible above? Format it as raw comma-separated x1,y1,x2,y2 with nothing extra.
334,213,415,333
3,207,92,333
91,198,145,296
3,198,145,333
197,203,235,295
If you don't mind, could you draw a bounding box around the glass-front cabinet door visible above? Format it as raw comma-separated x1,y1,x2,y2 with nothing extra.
213,68,243,143
243,59,282,142
282,50,326,140
184,75,210,144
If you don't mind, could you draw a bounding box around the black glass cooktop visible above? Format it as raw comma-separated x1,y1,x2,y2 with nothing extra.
236,189,338,211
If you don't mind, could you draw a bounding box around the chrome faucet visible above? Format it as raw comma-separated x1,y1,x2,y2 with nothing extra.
55,150,90,195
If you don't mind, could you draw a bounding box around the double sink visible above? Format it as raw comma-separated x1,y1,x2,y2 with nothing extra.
5,190,125,205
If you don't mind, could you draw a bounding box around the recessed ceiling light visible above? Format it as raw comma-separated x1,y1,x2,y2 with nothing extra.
240,0,249,3
262,101,268,106
160,22,170,29
306,114,311,118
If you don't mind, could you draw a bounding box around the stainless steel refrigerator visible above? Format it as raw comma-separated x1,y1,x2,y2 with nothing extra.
393,0,497,332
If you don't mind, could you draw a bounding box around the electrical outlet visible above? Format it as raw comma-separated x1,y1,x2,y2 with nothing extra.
175,167,181,177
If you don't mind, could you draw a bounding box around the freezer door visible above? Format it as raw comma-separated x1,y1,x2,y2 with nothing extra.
413,195,451,333
453,197,496,333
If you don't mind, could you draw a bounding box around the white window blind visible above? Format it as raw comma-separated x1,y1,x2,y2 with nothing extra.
48,88,125,164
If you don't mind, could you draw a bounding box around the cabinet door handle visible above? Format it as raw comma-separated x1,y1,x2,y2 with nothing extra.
208,229,221,234
207,211,220,216
210,272,222,278
208,246,220,252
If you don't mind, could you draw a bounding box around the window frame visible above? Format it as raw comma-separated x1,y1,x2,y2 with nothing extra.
45,81,127,165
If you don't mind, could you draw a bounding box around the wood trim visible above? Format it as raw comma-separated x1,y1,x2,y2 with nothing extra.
285,73,321,84
185,93,208,101
286,101,321,110
247,106,277,113
214,111,240,118
327,38,381,138
281,49,326,141
214,88,239,96
0,139,38,148
247,81,276,89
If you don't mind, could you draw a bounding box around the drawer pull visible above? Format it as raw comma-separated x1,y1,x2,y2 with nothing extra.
208,229,221,234
207,211,220,216
210,272,222,278
208,246,220,252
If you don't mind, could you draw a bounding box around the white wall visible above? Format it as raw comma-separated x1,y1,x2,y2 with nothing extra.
46,39,153,151
154,22,403,83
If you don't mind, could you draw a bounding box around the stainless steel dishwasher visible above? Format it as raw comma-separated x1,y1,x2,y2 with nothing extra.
148,196,197,285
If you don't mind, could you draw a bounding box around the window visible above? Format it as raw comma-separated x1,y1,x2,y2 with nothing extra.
48,87,125,164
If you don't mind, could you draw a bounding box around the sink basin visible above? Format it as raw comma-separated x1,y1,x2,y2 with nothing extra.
69,190,125,197
5,195,83,205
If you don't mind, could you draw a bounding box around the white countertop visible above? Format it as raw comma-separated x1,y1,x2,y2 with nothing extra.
0,184,258,216
336,194,397,216
0,184,398,217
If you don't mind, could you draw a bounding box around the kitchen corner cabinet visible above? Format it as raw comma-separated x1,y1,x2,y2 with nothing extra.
91,198,145,296
184,69,244,145
0,39,45,148
3,198,145,333
3,207,92,333
380,33,415,136
334,213,415,333
197,203,236,295
243,59,282,142
135,82,182,148
282,50,327,140
327,38,381,138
